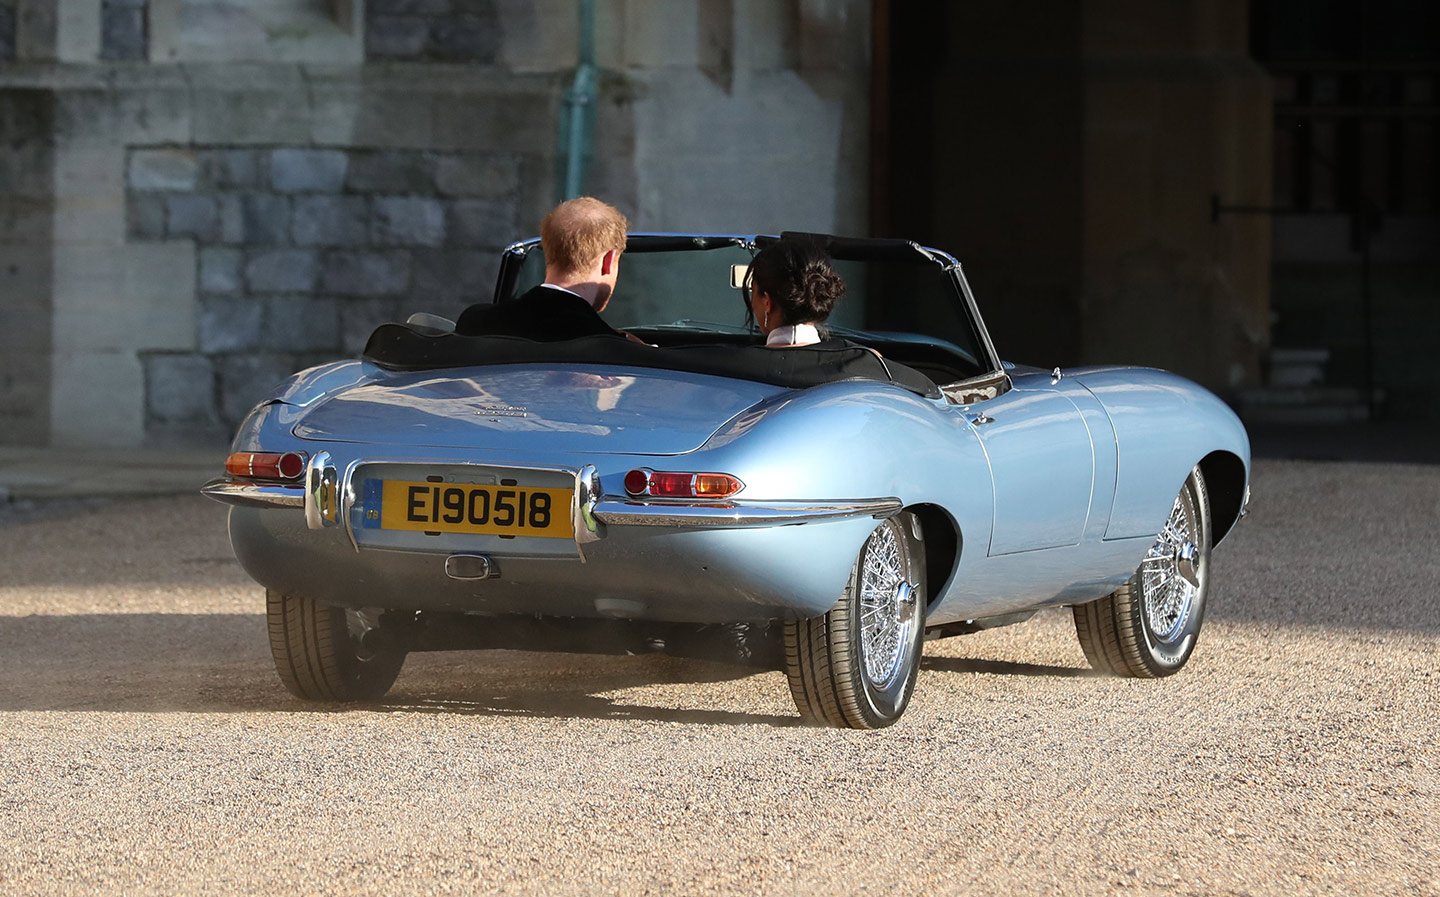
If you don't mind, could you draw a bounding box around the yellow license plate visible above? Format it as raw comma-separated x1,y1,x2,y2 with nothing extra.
377,480,574,538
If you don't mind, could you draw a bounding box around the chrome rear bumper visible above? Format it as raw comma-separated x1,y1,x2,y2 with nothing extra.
204,458,900,534
201,479,303,508
591,498,901,527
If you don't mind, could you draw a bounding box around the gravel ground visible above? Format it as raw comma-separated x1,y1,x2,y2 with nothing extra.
0,460,1436,896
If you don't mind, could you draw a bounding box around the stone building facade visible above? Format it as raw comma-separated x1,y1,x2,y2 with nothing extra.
0,1,872,448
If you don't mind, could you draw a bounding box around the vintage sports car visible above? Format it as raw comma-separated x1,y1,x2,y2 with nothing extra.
203,233,1250,729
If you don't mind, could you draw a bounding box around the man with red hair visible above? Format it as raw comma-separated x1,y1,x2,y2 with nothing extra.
456,197,629,340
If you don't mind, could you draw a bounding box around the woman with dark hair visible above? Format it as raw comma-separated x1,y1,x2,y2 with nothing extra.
746,238,847,348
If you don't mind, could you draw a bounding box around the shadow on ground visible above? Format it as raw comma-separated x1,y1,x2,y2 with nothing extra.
0,613,797,725
0,613,1111,724
920,655,1092,678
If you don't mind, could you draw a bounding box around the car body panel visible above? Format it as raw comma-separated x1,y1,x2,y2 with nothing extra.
229,500,879,622
970,378,1098,554
1068,366,1252,540
291,365,784,456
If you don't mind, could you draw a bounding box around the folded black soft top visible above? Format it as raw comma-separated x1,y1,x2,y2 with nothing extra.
362,325,941,399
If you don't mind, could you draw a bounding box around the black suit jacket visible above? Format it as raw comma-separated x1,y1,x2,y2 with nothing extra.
455,286,623,341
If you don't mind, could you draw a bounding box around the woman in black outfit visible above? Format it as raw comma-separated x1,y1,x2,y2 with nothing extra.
745,239,847,348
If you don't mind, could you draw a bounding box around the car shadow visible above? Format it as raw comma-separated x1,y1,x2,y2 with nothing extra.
0,613,797,726
379,688,798,727
921,655,1095,678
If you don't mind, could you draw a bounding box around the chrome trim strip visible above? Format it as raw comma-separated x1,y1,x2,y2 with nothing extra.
592,497,903,528
952,265,1007,380
200,478,304,509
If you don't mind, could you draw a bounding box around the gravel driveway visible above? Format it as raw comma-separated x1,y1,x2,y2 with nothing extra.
1,460,1436,896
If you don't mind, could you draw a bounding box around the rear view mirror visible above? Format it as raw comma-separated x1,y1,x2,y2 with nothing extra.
730,264,749,290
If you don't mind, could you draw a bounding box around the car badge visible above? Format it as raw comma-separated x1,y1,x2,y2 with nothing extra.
473,403,527,418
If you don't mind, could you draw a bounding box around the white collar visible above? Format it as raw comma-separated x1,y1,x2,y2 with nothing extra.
765,323,821,347
539,283,586,300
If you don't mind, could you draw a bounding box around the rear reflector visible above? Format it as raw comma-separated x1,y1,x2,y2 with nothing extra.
623,469,743,499
226,451,307,480
623,469,649,496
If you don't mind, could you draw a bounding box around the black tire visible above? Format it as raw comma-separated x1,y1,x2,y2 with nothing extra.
266,590,406,701
784,515,925,729
1073,466,1212,677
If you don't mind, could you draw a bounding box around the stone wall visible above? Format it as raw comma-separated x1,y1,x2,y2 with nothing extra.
0,88,54,445
0,1,873,448
100,0,146,60
127,143,519,437
0,0,14,61
0,62,583,447
366,0,499,63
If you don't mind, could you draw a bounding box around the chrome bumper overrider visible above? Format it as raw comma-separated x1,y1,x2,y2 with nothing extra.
591,497,902,527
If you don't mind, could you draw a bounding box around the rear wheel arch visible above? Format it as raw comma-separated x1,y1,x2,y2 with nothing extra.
905,503,960,614
1197,450,1246,544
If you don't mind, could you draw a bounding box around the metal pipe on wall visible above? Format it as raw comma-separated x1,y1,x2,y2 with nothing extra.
558,0,597,202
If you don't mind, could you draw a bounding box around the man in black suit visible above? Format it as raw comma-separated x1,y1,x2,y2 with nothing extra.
456,197,629,340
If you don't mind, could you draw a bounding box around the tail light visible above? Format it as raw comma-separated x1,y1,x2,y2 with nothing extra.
623,468,744,499
226,451,307,481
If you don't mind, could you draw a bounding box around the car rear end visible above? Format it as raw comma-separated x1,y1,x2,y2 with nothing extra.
206,361,893,624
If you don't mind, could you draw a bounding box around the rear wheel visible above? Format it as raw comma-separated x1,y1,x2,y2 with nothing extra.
266,590,406,701
1073,467,1212,677
784,515,925,728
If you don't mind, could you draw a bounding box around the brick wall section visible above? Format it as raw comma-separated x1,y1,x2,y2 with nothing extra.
0,0,15,62
127,145,519,434
101,0,149,62
366,0,500,63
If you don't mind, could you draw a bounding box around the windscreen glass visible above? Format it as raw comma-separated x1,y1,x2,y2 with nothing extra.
507,243,990,370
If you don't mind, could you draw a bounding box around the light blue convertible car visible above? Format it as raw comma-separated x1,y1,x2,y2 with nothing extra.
204,233,1250,729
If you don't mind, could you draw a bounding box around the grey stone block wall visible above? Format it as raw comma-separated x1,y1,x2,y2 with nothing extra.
367,0,500,63
132,144,516,433
0,0,15,63
101,0,149,62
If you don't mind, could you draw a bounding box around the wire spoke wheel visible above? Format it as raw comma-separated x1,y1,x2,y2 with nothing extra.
784,515,926,729
1072,467,1212,678
857,522,917,690
1138,487,1203,643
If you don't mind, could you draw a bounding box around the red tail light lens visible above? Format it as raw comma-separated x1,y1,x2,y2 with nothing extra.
623,469,743,499
226,451,307,480
648,471,696,497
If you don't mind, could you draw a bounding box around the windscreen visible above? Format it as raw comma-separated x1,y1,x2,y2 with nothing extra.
506,242,989,370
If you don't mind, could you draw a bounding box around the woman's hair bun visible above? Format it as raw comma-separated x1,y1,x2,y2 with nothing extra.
750,238,846,325
802,265,845,307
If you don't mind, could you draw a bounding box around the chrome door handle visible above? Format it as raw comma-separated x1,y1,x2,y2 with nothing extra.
970,413,994,426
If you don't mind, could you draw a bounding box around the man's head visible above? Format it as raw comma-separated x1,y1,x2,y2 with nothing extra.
540,197,629,310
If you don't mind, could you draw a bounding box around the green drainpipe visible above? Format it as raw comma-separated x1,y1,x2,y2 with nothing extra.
557,0,597,202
